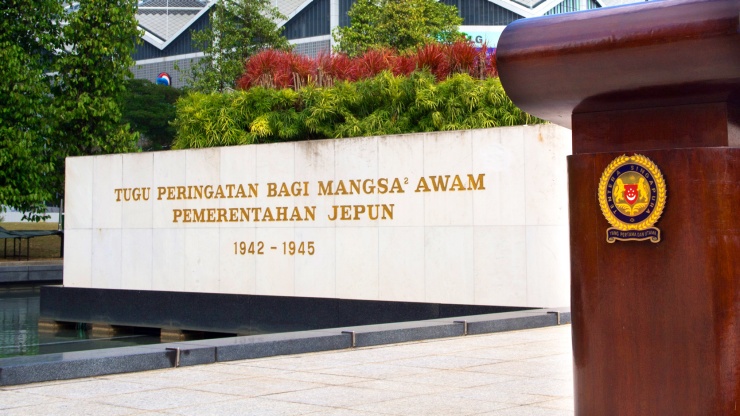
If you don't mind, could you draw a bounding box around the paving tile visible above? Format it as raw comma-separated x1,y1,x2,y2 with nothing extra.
324,346,427,363
317,363,437,380
265,385,412,407
9,378,160,400
498,339,571,356
92,387,236,411
491,376,574,398
304,408,389,416
531,397,575,411
127,413,176,416
392,369,527,389
349,394,513,416
183,376,324,397
386,354,500,370
275,370,373,386
0,390,64,410
439,386,554,406
522,352,573,366
465,359,570,378
197,363,293,378
347,379,457,395
246,355,358,372
1,325,575,416
109,366,248,388
0,377,84,391
460,346,559,362
164,397,326,416
0,398,140,416
476,404,573,416
462,328,569,348
376,339,482,356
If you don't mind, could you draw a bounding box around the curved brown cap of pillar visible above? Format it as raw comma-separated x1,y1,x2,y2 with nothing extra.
497,0,740,129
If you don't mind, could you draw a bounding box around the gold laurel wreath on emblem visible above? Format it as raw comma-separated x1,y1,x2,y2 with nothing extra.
598,154,667,231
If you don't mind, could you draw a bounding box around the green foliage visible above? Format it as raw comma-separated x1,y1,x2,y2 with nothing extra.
173,71,542,149
0,0,63,221
122,80,182,151
173,87,308,147
1,0,62,64
54,0,141,156
333,0,464,57
0,0,141,214
189,0,291,92
0,44,55,221
50,0,142,200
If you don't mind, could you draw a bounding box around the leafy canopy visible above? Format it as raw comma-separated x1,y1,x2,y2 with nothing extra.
49,0,142,202
0,0,63,220
122,80,182,151
53,0,141,157
190,0,291,92
173,71,541,149
0,0,142,217
333,0,464,57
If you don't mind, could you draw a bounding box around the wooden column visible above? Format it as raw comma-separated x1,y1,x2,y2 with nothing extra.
497,0,739,414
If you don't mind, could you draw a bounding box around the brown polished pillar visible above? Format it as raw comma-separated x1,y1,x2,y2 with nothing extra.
497,0,739,414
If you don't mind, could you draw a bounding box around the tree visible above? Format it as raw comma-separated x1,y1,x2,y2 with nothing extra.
189,0,291,92
333,0,464,57
50,0,142,200
0,0,63,220
122,79,182,151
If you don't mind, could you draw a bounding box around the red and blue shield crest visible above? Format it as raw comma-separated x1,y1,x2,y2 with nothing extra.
624,184,638,205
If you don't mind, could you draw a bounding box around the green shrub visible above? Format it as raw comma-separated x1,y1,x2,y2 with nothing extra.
172,71,541,149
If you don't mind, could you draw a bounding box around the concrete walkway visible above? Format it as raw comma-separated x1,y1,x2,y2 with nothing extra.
0,325,574,416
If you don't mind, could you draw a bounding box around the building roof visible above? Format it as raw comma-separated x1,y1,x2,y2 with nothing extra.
133,0,646,54
137,0,211,50
509,0,548,8
139,0,207,7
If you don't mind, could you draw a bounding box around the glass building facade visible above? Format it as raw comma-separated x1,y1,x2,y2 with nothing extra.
132,0,621,86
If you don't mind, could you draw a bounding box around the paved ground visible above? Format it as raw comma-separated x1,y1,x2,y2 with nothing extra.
0,325,574,416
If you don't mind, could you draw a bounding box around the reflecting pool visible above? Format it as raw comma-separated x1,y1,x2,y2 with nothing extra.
0,287,161,358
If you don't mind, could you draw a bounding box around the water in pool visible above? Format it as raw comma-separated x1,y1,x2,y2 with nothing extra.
0,286,162,358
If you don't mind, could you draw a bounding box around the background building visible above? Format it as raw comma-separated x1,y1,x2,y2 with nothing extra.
131,0,643,88
132,0,211,88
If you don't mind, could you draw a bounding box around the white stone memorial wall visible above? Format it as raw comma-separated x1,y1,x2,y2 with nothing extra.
63,124,572,307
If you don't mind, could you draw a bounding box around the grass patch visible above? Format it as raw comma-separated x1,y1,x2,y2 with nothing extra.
0,222,63,261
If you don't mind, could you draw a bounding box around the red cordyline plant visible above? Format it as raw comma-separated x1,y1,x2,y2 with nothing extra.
314,52,352,87
351,48,396,80
236,49,291,90
391,54,416,77
236,40,498,91
447,40,478,75
484,47,499,78
414,42,451,81
287,52,314,89
399,41,498,80
326,53,357,82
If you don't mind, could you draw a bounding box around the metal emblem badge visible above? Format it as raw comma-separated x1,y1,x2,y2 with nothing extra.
598,154,667,243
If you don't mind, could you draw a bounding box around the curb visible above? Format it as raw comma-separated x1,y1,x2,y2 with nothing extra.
0,307,570,386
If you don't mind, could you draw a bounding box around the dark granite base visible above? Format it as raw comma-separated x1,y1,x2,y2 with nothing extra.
0,345,176,385
0,262,62,285
343,321,464,347
40,286,531,334
204,330,351,362
463,309,571,335
0,307,570,386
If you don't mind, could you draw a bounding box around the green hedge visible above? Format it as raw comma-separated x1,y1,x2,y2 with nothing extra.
172,71,542,149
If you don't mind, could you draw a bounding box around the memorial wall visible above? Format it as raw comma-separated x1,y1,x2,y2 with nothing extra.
63,124,571,307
